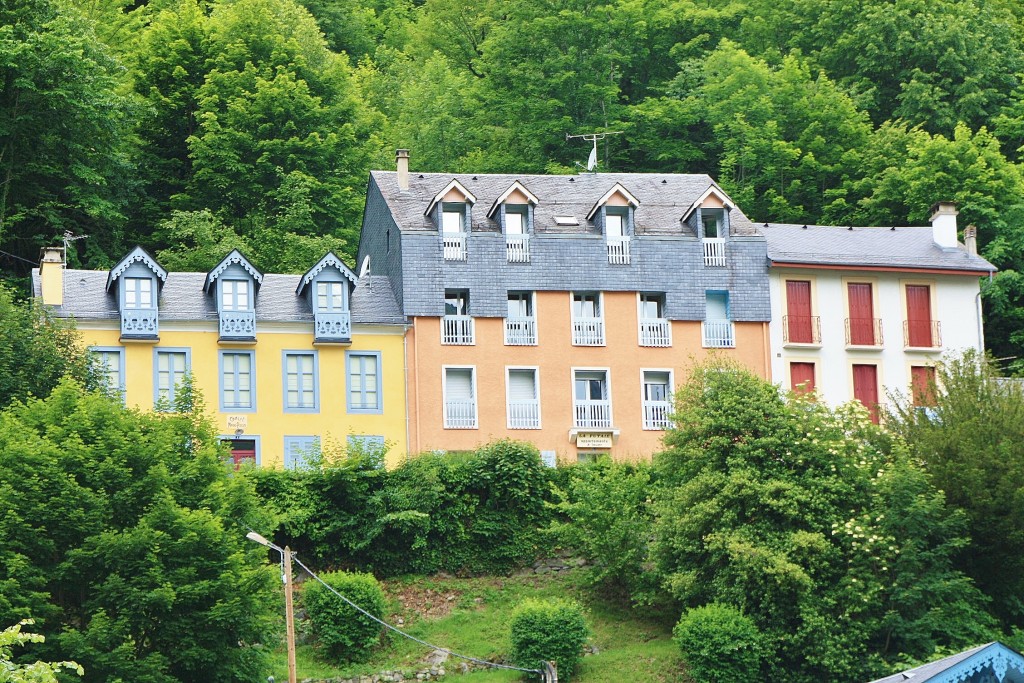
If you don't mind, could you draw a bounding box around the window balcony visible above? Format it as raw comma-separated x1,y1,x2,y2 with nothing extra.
444,399,477,429
504,316,537,345
607,236,631,264
443,233,467,261
703,238,726,267
314,311,351,343
639,318,671,347
442,315,475,345
506,234,531,263
702,320,735,348
121,308,159,339
643,400,672,430
782,315,821,344
904,320,942,348
572,317,605,346
220,310,255,341
845,318,883,346
508,400,540,429
574,399,612,428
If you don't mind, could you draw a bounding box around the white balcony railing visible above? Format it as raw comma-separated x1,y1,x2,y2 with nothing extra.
572,317,605,345
702,320,735,348
443,233,467,261
574,399,612,428
444,399,477,429
643,400,672,430
607,236,631,264
442,315,475,345
639,318,671,347
220,310,256,339
504,316,537,345
121,308,159,338
508,400,540,429
703,237,726,267
506,234,531,263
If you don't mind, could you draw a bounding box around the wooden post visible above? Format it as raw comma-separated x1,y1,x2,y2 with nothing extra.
284,546,297,683
541,661,558,683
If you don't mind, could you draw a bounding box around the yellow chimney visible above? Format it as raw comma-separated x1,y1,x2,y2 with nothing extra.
38,247,65,306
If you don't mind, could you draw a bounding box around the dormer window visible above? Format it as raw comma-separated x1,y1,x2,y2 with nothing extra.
442,203,467,233
683,185,734,267
297,251,358,343
588,183,639,266
427,179,476,261
702,208,725,239
106,246,167,342
206,250,263,343
489,181,539,263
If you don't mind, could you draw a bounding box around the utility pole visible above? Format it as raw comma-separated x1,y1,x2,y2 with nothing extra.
284,547,297,683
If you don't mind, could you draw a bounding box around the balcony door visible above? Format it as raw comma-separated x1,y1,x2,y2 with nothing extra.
786,280,813,343
852,364,880,423
848,283,875,345
906,285,933,346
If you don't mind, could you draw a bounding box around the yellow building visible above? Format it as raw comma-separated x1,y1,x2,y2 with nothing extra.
33,246,409,469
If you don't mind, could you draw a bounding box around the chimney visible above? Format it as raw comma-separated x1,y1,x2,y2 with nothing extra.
396,149,410,191
964,224,978,255
38,246,65,306
930,201,958,248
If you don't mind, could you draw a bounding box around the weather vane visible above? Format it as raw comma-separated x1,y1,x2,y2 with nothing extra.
567,131,622,172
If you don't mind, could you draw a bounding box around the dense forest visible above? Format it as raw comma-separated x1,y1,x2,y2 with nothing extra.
4,0,1024,363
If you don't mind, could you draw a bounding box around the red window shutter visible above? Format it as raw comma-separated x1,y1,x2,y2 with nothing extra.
790,362,816,395
848,283,875,345
906,285,933,347
786,281,813,343
852,364,880,423
911,365,936,406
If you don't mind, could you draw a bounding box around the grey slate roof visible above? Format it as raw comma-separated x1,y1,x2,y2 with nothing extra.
867,642,1024,683
369,170,760,236
763,223,996,273
32,269,405,325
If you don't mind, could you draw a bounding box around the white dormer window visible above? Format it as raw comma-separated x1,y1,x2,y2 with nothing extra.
505,206,526,234
442,204,467,233
702,208,725,239
221,279,250,311
317,281,344,312
588,184,638,266
107,246,167,341
298,251,357,343
124,277,153,309
206,250,263,342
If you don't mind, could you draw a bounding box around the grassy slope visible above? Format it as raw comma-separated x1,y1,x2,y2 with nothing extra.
269,570,688,682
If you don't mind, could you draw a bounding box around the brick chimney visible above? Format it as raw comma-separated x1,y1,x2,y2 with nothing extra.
964,224,978,255
396,149,410,191
38,246,65,306
930,201,958,248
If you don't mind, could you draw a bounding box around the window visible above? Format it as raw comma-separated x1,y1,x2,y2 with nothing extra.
852,364,880,424
639,293,670,346
124,277,153,309
444,367,477,429
505,291,536,345
283,351,318,412
504,206,527,234
347,435,386,461
701,209,727,266
316,281,345,312
605,211,624,238
905,284,939,347
154,348,190,411
702,291,734,348
605,208,630,264
220,351,254,411
91,347,124,399
507,368,540,429
911,365,937,406
572,292,604,345
785,280,819,344
347,351,382,413
846,282,879,345
223,437,259,468
504,206,531,262
221,279,250,311
642,370,671,430
443,289,474,345
574,369,611,428
790,362,816,395
284,436,320,470
442,203,466,233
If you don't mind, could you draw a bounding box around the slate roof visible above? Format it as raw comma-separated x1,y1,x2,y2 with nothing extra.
763,223,995,273
32,269,405,325
370,170,761,237
867,642,1024,683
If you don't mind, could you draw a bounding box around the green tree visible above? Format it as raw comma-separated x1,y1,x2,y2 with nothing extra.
0,620,82,682
653,361,994,682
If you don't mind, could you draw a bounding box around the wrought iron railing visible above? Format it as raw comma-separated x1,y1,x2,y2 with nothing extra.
904,320,942,348
782,315,821,344
845,317,883,346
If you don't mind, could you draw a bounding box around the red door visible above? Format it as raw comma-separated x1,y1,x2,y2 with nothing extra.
906,285,933,347
786,280,813,343
790,362,816,395
911,365,936,406
225,439,257,469
852,364,879,423
848,283,875,345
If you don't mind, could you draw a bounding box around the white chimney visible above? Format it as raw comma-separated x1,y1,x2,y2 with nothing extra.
930,201,958,248
964,224,978,255
396,149,410,191
38,246,65,306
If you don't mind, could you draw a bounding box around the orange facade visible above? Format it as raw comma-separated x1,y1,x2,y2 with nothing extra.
406,291,770,462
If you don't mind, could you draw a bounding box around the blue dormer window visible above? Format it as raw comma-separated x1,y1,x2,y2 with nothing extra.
107,246,167,342
298,252,358,343
206,250,263,343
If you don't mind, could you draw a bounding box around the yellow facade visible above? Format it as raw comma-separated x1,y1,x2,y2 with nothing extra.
78,321,409,469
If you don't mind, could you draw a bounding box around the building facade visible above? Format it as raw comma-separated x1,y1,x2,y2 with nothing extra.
357,152,773,462
33,247,409,468
763,203,995,419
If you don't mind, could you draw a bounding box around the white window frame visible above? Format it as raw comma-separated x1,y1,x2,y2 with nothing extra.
505,366,542,430
571,366,613,429
443,365,478,429
640,368,673,430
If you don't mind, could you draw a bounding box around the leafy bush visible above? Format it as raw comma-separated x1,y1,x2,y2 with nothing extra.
673,604,763,683
303,571,387,663
509,599,588,677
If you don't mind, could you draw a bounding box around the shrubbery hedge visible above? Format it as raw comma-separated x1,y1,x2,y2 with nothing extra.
508,598,589,678
303,571,387,664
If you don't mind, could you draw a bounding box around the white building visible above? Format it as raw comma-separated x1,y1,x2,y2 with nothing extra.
763,203,995,420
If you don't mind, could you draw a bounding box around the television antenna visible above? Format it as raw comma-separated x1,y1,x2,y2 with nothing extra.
566,131,622,172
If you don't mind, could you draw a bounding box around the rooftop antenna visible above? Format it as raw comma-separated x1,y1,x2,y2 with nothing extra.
359,255,372,290
62,231,88,265
567,131,622,172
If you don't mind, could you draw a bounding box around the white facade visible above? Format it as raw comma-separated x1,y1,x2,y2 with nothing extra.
767,267,985,410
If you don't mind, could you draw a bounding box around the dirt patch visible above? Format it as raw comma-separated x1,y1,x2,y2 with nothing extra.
386,583,463,623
